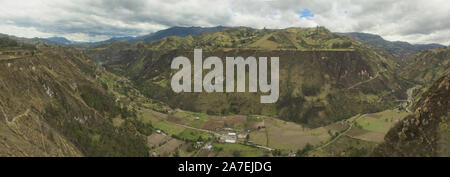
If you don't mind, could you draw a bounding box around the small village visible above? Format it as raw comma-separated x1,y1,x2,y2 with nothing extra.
147,110,269,157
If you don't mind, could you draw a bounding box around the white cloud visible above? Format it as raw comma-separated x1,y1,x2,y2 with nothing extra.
0,0,448,44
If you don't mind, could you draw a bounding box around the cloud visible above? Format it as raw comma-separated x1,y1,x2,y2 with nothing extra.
0,0,448,44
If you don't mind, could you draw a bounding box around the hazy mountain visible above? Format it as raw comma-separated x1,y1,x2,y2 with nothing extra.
128,26,228,43
102,36,134,43
72,26,229,45
43,37,74,44
344,32,445,64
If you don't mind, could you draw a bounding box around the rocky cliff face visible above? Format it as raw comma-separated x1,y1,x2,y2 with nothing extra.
373,72,450,156
87,27,408,128
0,39,149,156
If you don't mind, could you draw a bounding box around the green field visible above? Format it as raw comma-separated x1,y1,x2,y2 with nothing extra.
177,128,212,142
173,111,212,128
139,109,185,135
355,110,410,133
212,143,265,157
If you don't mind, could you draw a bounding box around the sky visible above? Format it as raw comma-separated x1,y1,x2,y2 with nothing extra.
0,0,449,45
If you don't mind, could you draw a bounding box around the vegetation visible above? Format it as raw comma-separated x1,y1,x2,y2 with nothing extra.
1,26,447,157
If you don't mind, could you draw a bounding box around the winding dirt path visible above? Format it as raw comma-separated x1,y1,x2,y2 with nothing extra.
0,105,30,125
146,109,273,151
347,72,381,90
405,86,418,113
314,114,364,151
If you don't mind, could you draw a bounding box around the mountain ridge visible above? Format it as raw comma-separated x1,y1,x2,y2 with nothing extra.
343,32,445,64
372,72,449,156
86,26,409,128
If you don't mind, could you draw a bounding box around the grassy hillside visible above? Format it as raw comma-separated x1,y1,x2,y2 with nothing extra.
0,38,150,156
344,32,444,65
372,72,449,156
86,27,408,128
401,46,450,85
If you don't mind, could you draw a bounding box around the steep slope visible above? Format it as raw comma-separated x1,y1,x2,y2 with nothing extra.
401,46,450,85
344,32,444,64
87,27,408,128
372,72,450,156
0,37,150,156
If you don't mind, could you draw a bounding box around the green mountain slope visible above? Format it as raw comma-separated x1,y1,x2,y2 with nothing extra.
129,26,228,43
0,37,150,156
344,32,444,65
372,72,450,156
401,46,450,85
87,27,408,128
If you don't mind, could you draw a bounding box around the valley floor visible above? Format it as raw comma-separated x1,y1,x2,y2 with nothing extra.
100,71,412,157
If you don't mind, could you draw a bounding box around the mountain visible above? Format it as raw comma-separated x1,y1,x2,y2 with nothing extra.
0,37,151,156
128,26,228,43
2,26,447,157
401,46,450,85
43,37,74,44
86,27,409,128
372,72,449,156
102,36,134,43
344,32,444,64
67,26,229,45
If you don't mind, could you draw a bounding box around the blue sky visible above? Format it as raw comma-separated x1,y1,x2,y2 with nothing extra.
298,9,314,19
0,0,448,45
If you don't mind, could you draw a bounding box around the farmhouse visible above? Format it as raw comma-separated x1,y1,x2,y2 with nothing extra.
204,144,213,150
225,139,236,143
224,128,233,131
219,134,237,144
237,132,248,139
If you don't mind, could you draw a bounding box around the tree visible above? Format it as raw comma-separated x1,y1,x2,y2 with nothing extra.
233,151,241,157
272,149,282,156
245,134,250,143
173,149,180,157
296,143,313,157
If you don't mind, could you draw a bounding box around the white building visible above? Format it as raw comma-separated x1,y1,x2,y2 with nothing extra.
204,144,213,150
237,132,248,139
225,139,236,143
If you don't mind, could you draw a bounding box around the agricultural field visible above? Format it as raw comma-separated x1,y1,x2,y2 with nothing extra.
307,109,411,156
212,143,266,157
139,109,185,136
309,135,377,157
176,128,212,142
247,110,407,154
249,116,348,151
149,134,186,157
346,109,410,143
173,110,212,129
147,133,170,148
354,110,409,133
97,65,413,157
